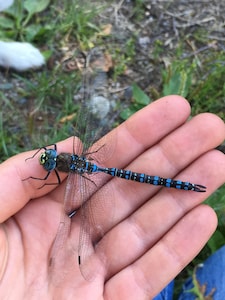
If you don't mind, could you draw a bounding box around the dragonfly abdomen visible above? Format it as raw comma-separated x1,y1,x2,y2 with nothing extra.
98,167,206,192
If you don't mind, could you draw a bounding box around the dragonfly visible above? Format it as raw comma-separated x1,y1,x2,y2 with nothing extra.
25,48,206,282
35,145,206,193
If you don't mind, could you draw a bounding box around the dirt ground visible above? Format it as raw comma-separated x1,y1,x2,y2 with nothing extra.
0,0,224,156
1,0,225,99
101,0,225,91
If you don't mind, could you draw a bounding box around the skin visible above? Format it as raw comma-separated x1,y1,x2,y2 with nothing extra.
0,96,225,300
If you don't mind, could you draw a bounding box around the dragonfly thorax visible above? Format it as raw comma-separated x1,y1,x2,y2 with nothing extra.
56,153,96,174
69,154,95,174
56,153,73,173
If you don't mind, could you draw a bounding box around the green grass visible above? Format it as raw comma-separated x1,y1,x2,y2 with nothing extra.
0,1,224,298
120,83,152,120
0,0,52,42
157,44,225,299
53,1,104,49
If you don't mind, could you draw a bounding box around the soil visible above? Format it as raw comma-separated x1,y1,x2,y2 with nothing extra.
0,0,224,157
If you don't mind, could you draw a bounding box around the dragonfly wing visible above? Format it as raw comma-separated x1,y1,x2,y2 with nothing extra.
48,171,81,284
76,172,115,281
49,48,116,282
74,47,113,149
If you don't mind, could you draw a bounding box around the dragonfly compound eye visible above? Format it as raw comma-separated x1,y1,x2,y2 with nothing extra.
39,152,57,171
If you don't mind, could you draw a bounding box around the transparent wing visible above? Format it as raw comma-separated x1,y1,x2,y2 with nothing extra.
76,169,115,281
49,48,116,282
74,47,113,150
48,172,81,284
49,164,115,282
73,48,116,280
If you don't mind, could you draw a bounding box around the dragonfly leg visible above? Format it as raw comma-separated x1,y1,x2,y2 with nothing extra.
82,144,105,160
25,144,57,161
23,170,61,189
36,169,62,189
80,173,97,187
23,144,62,189
23,171,51,182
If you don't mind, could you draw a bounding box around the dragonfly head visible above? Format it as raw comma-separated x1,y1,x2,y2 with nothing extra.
39,149,57,171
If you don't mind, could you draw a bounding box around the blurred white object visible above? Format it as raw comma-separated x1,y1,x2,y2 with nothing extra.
0,42,45,71
0,0,14,11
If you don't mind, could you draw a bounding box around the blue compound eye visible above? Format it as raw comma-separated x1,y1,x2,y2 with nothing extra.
44,158,56,171
39,152,57,171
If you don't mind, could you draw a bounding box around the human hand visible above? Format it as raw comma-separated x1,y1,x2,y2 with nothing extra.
0,96,224,299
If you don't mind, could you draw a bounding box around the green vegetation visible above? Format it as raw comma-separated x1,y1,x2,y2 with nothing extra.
120,83,151,120
111,37,136,79
0,1,224,297
159,47,225,298
55,1,104,49
0,0,51,42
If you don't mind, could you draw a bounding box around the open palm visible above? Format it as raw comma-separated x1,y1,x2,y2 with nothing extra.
0,96,225,300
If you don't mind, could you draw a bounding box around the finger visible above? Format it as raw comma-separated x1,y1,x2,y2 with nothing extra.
107,113,225,219
105,109,225,171
0,137,75,222
76,112,225,240
99,149,225,279
80,104,224,210
97,95,191,167
104,205,217,300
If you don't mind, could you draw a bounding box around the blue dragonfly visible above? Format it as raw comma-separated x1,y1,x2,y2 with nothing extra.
25,48,206,282
35,145,206,193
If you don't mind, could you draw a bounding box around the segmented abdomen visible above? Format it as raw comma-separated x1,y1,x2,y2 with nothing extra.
103,167,196,191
